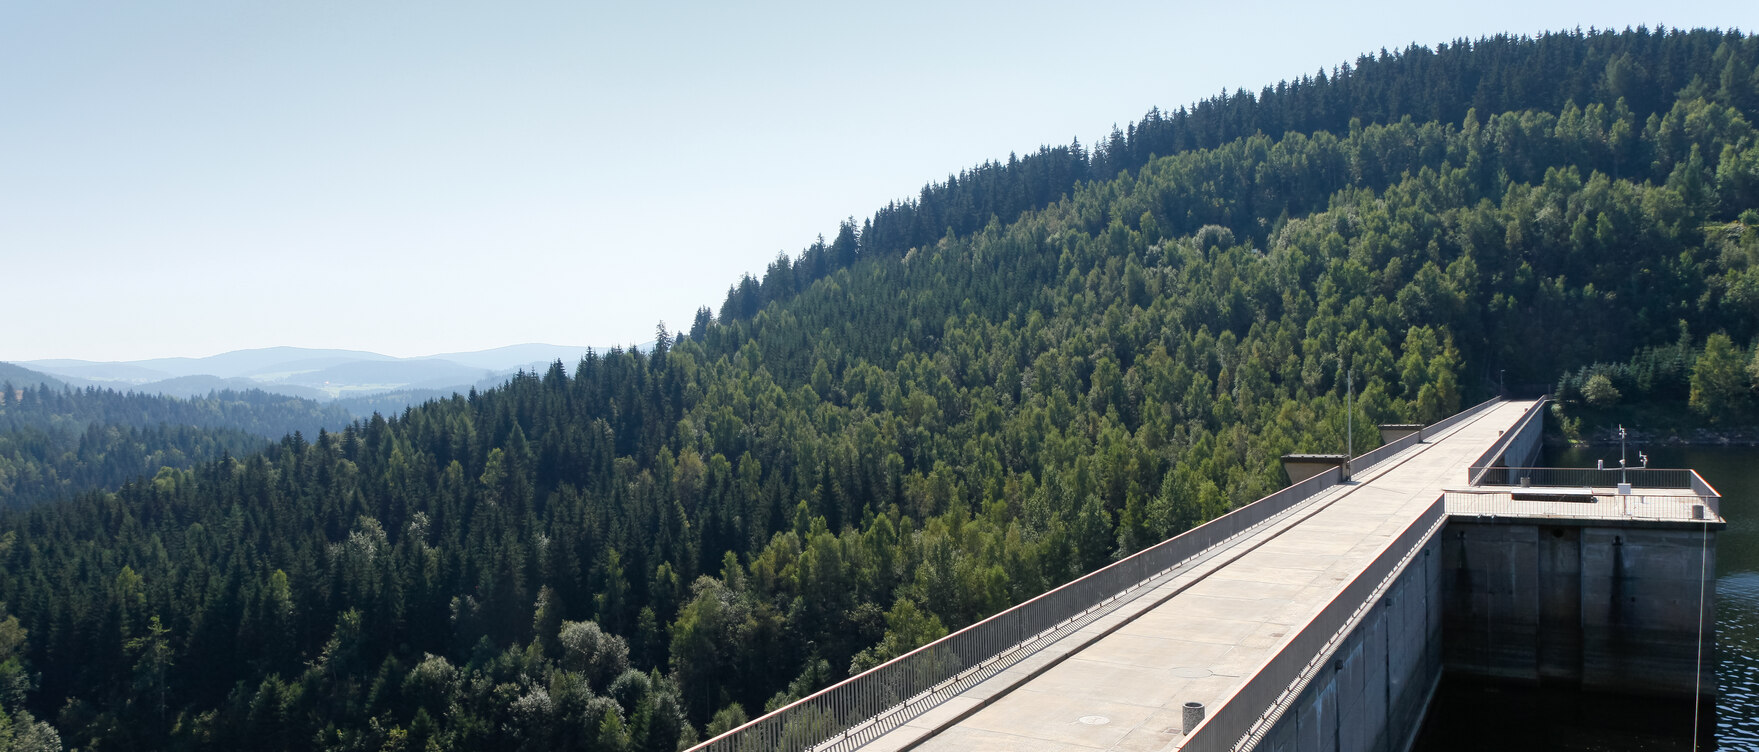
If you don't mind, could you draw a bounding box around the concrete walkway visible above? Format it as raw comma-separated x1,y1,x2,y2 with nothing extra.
862,400,1539,752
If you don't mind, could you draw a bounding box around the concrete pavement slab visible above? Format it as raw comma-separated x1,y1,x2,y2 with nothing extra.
864,401,1540,752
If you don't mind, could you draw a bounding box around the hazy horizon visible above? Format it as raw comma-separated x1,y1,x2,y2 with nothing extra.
10,342,642,366
5,1,1755,362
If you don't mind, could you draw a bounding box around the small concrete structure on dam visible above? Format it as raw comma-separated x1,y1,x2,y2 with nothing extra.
690,399,1725,752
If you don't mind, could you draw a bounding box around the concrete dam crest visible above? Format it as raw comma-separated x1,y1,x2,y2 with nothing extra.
690,399,1724,752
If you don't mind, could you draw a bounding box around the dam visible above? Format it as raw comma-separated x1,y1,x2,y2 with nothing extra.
690,398,1725,752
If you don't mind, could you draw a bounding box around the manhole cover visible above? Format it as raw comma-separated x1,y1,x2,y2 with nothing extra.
1170,667,1212,678
1077,715,1110,726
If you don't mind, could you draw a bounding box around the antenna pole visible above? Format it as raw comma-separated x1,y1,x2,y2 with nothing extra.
1619,425,1628,485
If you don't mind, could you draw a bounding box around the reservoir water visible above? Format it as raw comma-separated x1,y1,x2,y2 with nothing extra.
1413,444,1755,751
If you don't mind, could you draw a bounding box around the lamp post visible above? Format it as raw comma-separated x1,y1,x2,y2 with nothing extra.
1328,354,1355,481
1346,367,1353,478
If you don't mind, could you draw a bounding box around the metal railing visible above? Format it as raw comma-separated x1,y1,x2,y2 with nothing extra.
1343,397,1498,474
1446,490,1721,522
1349,428,1419,474
1180,396,1498,751
687,396,1508,752
1425,395,1502,437
1421,393,1491,433
1467,466,1695,489
687,468,1345,752
1465,399,1546,485
1184,496,1449,752
1350,396,1501,475
1465,467,1722,518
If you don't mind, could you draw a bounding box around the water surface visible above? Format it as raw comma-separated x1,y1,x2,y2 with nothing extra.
1413,444,1754,751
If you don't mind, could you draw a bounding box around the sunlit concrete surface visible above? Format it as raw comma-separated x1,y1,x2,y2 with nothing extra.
862,401,1541,752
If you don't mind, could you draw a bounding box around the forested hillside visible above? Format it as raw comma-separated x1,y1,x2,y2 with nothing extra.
0,27,1756,752
0,366,64,393
732,26,1759,315
0,384,353,509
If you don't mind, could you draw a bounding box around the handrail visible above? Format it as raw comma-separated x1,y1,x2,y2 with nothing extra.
1445,490,1722,522
1468,467,1725,516
1423,395,1502,438
1184,496,1448,751
1350,428,1419,473
1352,396,1500,474
686,468,1344,752
687,397,1503,752
1467,466,1697,489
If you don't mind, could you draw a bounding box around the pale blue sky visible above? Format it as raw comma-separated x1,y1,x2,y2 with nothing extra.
3,1,1754,361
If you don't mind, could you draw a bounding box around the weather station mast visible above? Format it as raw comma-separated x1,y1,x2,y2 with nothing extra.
1607,424,1649,494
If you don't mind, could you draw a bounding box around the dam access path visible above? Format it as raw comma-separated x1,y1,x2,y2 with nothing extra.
691,397,1723,752
862,400,1542,752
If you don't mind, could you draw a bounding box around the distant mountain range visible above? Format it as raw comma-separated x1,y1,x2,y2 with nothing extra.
5,343,641,415
0,362,67,393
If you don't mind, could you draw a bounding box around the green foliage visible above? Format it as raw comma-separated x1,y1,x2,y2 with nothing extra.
0,385,350,508
0,603,60,752
1691,333,1756,421
781,28,1759,307
1582,373,1622,407
704,702,748,738
0,27,1756,752
848,597,948,674
1554,327,1697,405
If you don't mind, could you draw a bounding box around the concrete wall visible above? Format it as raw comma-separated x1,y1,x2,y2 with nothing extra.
1248,517,1714,752
1508,413,1543,468
1579,526,1718,696
1257,537,1444,752
1439,523,1541,680
1441,520,1716,697
1485,409,1543,470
